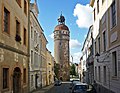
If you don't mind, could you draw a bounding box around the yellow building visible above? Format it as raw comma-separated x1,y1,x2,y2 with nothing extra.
40,33,48,87
0,0,29,93
46,49,55,85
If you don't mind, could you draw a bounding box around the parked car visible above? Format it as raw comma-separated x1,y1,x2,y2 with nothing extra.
54,80,62,86
70,79,80,89
70,83,88,93
87,84,97,93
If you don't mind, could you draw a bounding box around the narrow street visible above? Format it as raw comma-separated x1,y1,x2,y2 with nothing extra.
46,82,71,93
32,82,71,93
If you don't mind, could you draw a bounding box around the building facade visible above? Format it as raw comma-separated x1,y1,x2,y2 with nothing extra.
29,1,43,91
81,26,94,84
85,26,94,84
54,14,70,81
0,0,29,93
46,49,54,85
40,33,48,87
90,0,120,93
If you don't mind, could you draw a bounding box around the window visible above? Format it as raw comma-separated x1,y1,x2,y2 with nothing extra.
103,31,106,51
16,0,21,7
95,41,97,55
102,0,105,4
103,66,106,84
3,7,10,33
112,51,117,76
23,28,26,45
3,68,9,89
97,0,99,13
95,67,97,80
98,66,101,82
111,0,116,27
31,75,33,86
34,31,37,42
31,50,33,64
24,0,27,14
16,20,20,35
23,69,26,83
98,37,100,53
31,27,33,38
94,9,96,21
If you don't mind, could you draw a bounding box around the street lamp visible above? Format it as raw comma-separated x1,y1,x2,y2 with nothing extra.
95,52,110,93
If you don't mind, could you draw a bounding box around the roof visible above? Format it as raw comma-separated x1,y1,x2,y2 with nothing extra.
54,24,69,31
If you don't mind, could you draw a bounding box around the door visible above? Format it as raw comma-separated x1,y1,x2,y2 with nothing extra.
13,67,21,93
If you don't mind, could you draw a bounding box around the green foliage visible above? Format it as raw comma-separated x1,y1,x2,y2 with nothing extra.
70,64,76,77
54,63,60,79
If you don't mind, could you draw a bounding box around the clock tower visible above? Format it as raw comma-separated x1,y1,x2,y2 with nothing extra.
54,14,70,81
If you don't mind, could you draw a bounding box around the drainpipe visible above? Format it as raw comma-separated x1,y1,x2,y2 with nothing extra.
28,0,31,92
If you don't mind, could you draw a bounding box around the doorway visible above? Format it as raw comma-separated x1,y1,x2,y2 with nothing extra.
13,67,21,93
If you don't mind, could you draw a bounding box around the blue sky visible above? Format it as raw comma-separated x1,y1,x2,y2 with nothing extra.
30,0,93,63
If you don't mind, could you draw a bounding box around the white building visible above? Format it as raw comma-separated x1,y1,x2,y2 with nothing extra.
29,1,43,91
90,0,120,93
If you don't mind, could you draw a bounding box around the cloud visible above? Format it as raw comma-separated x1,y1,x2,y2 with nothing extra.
70,39,81,49
73,4,93,28
70,52,82,63
49,33,54,39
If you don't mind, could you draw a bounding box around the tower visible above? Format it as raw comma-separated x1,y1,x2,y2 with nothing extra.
54,14,70,81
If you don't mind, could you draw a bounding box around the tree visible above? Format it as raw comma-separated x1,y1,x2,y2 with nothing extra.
70,64,76,77
54,63,60,79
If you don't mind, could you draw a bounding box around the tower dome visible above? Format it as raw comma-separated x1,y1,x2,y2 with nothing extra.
54,24,69,31
54,13,69,31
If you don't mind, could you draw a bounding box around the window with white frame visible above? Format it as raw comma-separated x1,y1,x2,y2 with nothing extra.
98,66,101,82
31,50,33,65
112,51,117,76
103,31,106,52
95,66,97,80
94,9,96,21
95,41,97,54
97,0,99,14
111,0,116,28
98,37,100,53
103,66,107,84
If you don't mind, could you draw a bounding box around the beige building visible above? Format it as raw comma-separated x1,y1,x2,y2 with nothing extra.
54,14,70,81
40,33,48,87
90,0,120,93
0,0,29,93
46,49,54,85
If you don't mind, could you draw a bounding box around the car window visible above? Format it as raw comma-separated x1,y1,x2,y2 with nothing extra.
74,85,87,90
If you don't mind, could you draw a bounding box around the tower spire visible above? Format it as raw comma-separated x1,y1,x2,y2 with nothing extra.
57,12,65,24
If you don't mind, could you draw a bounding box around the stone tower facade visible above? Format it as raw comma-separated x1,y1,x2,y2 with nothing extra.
54,14,70,81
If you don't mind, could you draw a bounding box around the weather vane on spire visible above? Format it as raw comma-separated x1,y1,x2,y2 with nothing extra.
57,11,65,24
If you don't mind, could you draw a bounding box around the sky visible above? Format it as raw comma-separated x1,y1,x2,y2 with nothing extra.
30,0,93,63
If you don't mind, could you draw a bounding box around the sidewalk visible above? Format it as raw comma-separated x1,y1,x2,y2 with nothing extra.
32,84,54,93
